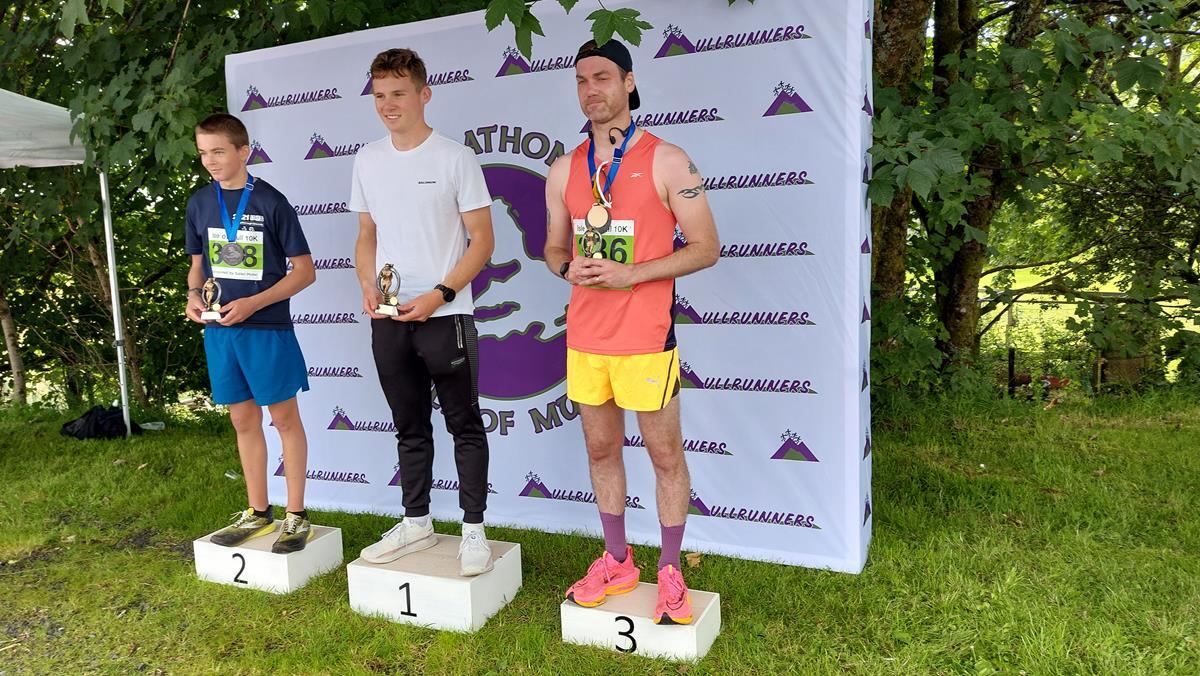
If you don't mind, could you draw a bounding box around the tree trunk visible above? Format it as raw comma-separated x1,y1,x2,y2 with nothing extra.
0,279,27,405
871,0,936,304
85,237,150,407
933,0,1047,362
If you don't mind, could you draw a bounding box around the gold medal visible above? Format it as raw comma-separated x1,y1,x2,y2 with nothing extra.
585,203,611,230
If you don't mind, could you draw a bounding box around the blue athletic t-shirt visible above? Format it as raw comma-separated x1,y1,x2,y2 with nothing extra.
184,177,310,329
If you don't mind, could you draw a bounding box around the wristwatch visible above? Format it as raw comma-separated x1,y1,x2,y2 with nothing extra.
559,261,570,279
434,284,456,303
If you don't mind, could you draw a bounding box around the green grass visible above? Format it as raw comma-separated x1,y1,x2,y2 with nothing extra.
2,395,1200,674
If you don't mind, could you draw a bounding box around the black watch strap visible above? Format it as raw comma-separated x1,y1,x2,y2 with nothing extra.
435,284,455,303
559,261,570,279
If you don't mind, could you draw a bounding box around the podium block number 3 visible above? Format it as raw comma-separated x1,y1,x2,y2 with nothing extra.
615,616,637,653
232,553,248,585
399,582,417,618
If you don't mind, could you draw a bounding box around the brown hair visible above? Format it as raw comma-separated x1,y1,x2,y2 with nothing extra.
195,113,249,148
370,48,428,89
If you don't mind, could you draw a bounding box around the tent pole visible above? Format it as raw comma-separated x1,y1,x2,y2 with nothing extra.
99,171,131,437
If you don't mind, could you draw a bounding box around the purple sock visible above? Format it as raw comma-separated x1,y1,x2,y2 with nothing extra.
658,523,685,570
599,511,627,562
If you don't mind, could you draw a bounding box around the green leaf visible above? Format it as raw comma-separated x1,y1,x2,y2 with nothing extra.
903,158,935,198
587,9,617,46
611,8,652,46
927,147,963,174
308,0,329,29
557,0,580,12
58,0,90,39
103,0,125,13
515,24,533,59
1092,141,1123,164
131,109,156,133
484,0,507,31
1010,48,1042,75
502,0,525,26
523,11,545,38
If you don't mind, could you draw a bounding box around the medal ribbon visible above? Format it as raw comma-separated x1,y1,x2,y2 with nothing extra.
214,174,255,243
587,122,636,207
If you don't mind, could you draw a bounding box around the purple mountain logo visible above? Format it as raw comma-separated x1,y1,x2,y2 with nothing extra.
764,82,813,117
864,434,872,459
861,236,872,254
246,140,272,165
862,301,872,323
862,363,870,392
304,132,366,160
327,406,395,433
656,24,699,58
680,361,817,394
771,430,819,462
864,499,872,524
655,22,812,59
689,490,819,528
496,47,532,77
674,295,814,326
241,84,340,112
863,91,874,117
518,472,644,509
243,86,269,111
865,18,872,40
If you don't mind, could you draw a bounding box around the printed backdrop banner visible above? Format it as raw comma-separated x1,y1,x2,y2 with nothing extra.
225,0,874,572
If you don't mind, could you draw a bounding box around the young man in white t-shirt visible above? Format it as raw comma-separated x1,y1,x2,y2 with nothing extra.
350,48,497,576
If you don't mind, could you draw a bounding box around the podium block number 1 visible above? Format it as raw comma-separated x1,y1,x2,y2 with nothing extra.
399,582,417,618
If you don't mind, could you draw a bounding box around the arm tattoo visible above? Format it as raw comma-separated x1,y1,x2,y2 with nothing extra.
688,161,698,175
678,184,705,199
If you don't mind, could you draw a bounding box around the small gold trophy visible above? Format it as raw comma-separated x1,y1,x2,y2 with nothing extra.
200,277,223,321
376,263,400,316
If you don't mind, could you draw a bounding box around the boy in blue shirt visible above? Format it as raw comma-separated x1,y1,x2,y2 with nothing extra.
184,113,317,553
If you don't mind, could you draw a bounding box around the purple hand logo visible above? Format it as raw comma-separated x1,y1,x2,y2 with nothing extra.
475,165,568,400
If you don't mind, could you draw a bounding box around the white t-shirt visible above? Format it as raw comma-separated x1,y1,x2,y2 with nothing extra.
349,131,492,317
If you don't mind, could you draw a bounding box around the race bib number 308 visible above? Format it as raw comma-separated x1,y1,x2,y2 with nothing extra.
207,227,265,281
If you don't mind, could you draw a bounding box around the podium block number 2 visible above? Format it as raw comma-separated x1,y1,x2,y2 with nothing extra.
232,553,248,585
615,616,637,653
399,582,417,618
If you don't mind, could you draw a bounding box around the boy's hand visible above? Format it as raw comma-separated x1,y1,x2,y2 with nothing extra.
217,297,262,326
185,293,207,324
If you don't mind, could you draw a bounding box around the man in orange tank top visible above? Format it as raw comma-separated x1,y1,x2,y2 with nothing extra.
544,39,720,625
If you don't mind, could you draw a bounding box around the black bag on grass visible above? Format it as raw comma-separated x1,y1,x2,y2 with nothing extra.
60,405,141,440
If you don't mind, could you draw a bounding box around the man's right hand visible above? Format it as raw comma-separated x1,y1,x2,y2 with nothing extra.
185,294,207,324
362,287,387,320
563,256,589,285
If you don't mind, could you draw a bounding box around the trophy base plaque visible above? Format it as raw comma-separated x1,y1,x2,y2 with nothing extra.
376,305,399,317
200,311,222,321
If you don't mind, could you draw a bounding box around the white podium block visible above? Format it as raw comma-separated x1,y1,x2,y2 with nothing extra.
560,583,721,661
346,535,522,632
193,525,343,594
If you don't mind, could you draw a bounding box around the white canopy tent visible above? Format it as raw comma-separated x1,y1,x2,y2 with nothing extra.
1,88,130,435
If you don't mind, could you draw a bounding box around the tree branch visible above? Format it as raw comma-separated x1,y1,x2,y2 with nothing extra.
982,236,1105,276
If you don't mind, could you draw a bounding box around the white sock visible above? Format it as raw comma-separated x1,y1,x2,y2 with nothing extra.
407,515,431,529
462,522,486,537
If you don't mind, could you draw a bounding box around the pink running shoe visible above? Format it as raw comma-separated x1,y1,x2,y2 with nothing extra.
565,546,641,607
654,564,693,625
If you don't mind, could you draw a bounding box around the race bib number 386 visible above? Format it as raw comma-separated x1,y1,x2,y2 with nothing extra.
207,227,265,281
572,218,635,264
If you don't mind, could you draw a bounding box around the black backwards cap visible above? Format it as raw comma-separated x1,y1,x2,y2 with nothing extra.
575,39,641,110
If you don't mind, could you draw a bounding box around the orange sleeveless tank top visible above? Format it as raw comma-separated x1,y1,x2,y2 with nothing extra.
565,131,678,356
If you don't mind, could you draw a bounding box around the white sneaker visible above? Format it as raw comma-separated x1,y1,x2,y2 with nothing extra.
359,517,436,564
458,525,493,576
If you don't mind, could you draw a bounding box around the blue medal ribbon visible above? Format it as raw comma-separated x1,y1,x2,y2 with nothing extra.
587,122,636,205
214,174,255,243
